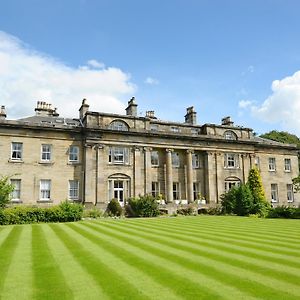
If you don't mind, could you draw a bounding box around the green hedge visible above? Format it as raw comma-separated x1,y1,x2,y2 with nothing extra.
0,201,83,225
267,206,300,219
126,195,160,217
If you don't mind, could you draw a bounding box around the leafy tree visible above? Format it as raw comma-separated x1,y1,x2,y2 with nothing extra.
0,175,15,209
106,198,123,216
247,168,270,216
260,130,300,148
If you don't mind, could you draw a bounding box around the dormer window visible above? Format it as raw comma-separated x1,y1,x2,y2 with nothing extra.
224,130,237,140
108,120,129,131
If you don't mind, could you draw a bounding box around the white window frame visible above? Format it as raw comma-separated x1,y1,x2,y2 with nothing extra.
224,131,237,140
271,183,278,203
192,153,200,168
109,147,130,165
193,182,201,200
151,151,159,167
151,182,159,198
40,179,51,201
41,144,52,162
269,157,276,171
172,152,180,168
108,176,130,206
69,145,79,162
11,142,23,160
69,180,79,200
284,158,291,172
224,153,239,169
287,184,294,203
11,179,21,201
108,120,129,131
173,182,180,200
225,179,241,192
170,126,180,133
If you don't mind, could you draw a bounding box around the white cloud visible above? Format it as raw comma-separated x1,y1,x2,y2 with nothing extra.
238,99,253,109
145,77,159,85
244,71,300,135
0,31,136,119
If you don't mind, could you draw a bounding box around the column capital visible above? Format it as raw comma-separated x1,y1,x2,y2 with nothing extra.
93,143,104,150
186,149,194,154
143,146,153,152
166,148,174,153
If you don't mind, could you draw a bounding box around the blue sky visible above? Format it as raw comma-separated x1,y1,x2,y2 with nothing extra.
1,0,300,135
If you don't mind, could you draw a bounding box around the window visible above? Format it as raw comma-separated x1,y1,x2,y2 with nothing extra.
254,156,260,169
151,182,159,198
108,120,129,131
69,146,79,162
287,184,294,202
11,179,21,201
271,184,278,203
172,152,180,167
170,126,180,133
224,153,239,169
269,158,276,171
108,174,130,206
109,147,130,165
193,182,201,200
151,151,159,167
40,180,51,200
192,153,200,168
173,182,180,200
284,158,291,172
224,177,241,192
191,128,199,135
41,144,51,161
11,142,23,160
69,180,79,200
224,131,237,140
150,124,158,131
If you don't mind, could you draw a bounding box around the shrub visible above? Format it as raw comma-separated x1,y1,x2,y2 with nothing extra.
126,195,160,217
0,175,15,209
177,204,196,216
267,206,300,219
83,208,104,219
106,198,123,216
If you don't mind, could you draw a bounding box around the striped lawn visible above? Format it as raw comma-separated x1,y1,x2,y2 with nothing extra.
0,216,300,300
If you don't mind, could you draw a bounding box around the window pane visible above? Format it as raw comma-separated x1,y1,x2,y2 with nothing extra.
40,180,51,200
11,179,21,200
69,146,79,161
11,142,23,160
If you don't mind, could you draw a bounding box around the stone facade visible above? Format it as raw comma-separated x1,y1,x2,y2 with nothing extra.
0,99,299,208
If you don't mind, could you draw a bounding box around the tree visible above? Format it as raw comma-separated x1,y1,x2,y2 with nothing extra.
260,130,300,148
247,168,270,216
0,175,14,209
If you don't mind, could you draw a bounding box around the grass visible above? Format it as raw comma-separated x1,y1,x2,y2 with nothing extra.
0,216,300,299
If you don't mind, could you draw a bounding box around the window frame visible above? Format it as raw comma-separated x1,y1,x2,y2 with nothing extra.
268,157,276,172
40,179,51,201
41,144,52,162
151,151,159,167
11,142,23,160
151,182,159,198
224,130,237,140
271,183,278,203
69,145,79,162
108,147,130,165
69,180,79,200
173,182,180,200
108,120,129,131
284,158,291,172
192,153,200,169
171,152,180,168
11,179,21,201
224,153,239,169
287,184,294,203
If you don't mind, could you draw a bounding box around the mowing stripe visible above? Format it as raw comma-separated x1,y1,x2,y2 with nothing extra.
96,220,300,284
1,225,32,300
70,222,262,300
122,219,300,268
42,224,108,300
31,225,73,300
0,226,13,247
0,226,22,296
51,223,165,300
83,221,300,299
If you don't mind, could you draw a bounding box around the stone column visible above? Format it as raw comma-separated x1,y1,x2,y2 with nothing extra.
143,147,152,195
166,148,173,203
186,149,194,203
134,146,143,197
84,143,96,205
95,144,105,206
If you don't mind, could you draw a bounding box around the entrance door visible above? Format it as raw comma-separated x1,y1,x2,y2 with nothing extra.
114,180,124,206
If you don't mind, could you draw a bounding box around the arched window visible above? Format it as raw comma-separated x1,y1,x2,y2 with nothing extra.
224,176,241,192
108,174,130,206
108,120,129,131
224,130,237,140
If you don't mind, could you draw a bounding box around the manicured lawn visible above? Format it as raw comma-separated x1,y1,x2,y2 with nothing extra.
0,216,300,299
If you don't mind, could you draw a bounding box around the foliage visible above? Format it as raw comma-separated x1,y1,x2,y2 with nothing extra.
177,204,196,216
247,168,270,216
206,206,223,215
260,130,300,148
267,206,300,219
82,208,104,219
106,198,123,216
126,195,160,217
0,175,15,209
292,175,300,193
0,201,83,225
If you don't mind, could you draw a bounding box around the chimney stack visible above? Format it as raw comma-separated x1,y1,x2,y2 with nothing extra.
0,105,6,120
79,98,89,119
145,110,157,119
185,106,197,125
125,97,138,117
221,116,234,126
35,101,59,117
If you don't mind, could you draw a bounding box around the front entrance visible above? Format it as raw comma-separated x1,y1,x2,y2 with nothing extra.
108,174,130,206
114,180,124,205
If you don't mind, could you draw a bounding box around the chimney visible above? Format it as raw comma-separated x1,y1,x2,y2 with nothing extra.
79,98,89,119
222,116,234,126
0,105,6,120
145,110,157,119
185,106,197,125
125,97,138,116
35,101,59,117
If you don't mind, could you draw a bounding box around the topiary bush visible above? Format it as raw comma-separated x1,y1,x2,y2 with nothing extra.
106,198,123,216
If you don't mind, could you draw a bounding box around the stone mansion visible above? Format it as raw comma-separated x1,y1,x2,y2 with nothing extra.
0,98,299,208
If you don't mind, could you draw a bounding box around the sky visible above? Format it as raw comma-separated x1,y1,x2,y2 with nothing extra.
1,0,300,135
